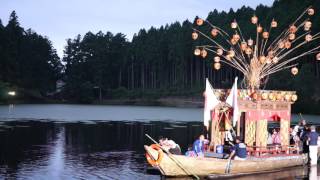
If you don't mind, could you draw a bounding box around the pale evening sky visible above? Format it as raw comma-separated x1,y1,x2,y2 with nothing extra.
0,0,274,58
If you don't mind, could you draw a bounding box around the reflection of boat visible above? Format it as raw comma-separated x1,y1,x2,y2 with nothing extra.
144,145,308,177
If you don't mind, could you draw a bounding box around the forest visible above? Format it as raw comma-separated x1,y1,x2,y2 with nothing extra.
0,0,319,114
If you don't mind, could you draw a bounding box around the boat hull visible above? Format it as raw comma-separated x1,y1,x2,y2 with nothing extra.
144,145,308,177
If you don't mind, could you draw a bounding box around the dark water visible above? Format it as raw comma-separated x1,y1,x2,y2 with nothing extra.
0,105,319,179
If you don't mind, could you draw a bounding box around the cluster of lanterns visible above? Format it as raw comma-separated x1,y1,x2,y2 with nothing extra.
239,90,298,102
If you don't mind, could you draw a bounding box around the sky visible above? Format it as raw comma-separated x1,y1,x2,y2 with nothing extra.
0,0,274,58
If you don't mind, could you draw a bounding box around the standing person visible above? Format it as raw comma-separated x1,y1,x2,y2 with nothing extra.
193,134,209,157
308,125,319,165
229,136,247,160
159,137,181,155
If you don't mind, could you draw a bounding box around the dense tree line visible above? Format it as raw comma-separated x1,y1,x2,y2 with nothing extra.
0,11,62,102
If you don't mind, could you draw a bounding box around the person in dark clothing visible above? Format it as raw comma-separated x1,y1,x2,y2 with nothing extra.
229,136,247,160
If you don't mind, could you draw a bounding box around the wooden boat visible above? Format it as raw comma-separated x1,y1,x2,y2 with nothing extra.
144,145,309,177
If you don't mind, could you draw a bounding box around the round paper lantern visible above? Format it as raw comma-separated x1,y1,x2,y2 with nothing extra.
194,48,201,56
228,50,235,57
233,34,240,41
211,28,219,37
257,25,263,33
245,47,252,55
272,57,279,63
214,56,220,63
226,54,232,61
231,38,237,45
192,32,198,40
316,53,320,60
278,41,285,49
289,33,295,40
231,20,238,29
248,38,254,46
271,19,278,28
304,21,312,29
305,34,312,42
284,94,291,101
196,18,204,26
291,94,298,102
291,67,298,75
200,49,207,58
262,31,269,39
217,48,223,55
214,62,221,70
266,58,272,64
285,41,291,49
276,94,283,101
268,51,274,58
261,93,268,100
308,8,315,16
289,25,297,33
241,42,247,51
259,56,266,64
251,15,258,24
268,93,275,101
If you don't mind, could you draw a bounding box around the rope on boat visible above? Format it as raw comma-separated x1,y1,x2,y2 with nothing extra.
145,134,200,180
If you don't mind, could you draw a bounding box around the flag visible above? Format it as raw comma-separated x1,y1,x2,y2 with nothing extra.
203,78,220,128
226,77,239,127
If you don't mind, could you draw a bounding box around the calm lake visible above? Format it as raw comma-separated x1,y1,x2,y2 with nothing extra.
0,104,319,179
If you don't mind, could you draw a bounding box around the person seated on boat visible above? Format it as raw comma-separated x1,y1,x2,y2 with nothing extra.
271,129,281,145
159,137,182,155
229,136,247,160
185,145,197,157
193,134,209,157
307,125,318,165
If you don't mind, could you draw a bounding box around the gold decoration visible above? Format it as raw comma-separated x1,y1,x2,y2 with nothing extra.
192,32,198,40
196,18,204,26
211,28,219,37
217,48,223,55
271,19,278,28
214,56,220,63
291,67,298,75
231,20,237,29
194,48,201,56
201,49,207,58
308,8,315,16
251,15,258,24
214,62,221,70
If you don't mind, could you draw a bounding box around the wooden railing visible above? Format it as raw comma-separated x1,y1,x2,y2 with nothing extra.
247,144,299,157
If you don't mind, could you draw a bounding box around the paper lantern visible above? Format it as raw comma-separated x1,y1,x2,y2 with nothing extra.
194,48,201,56
231,38,237,45
278,41,285,49
284,94,291,101
231,20,238,29
192,32,198,40
241,42,247,51
272,57,279,63
257,25,263,33
291,67,298,75
276,94,283,101
233,34,240,41
245,47,252,55
289,25,297,33
268,93,275,101
291,94,298,102
304,21,312,29
266,58,272,64
316,53,320,60
228,50,235,57
200,49,207,58
211,28,219,37
248,38,254,46
196,18,204,26
226,55,232,61
289,33,295,40
262,31,269,39
214,56,220,63
214,62,221,70
271,19,278,28
268,51,274,58
305,34,312,42
285,41,291,49
217,48,223,55
308,8,315,16
259,56,266,64
261,93,268,100
251,15,258,24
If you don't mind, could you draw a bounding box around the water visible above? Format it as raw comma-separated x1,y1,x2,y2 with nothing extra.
0,104,319,179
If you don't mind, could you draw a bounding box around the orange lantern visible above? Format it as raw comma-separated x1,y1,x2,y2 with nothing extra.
262,31,269,39
211,28,219,37
194,48,201,56
291,67,298,75
251,15,258,24
308,8,315,16
217,48,223,55
214,56,220,63
305,34,312,42
289,25,297,33
231,20,237,29
271,19,278,28
316,53,320,60
196,18,204,26
248,38,254,46
257,25,263,33
201,49,207,58
241,42,247,51
285,41,291,49
192,32,198,40
214,62,221,70
289,33,295,40
291,94,298,102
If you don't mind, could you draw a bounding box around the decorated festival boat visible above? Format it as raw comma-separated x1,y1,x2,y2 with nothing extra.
145,7,320,178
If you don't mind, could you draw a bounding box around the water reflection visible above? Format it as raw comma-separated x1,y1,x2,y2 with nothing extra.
0,120,318,179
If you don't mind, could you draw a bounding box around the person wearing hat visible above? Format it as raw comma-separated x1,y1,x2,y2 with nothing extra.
229,136,247,160
307,125,319,165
